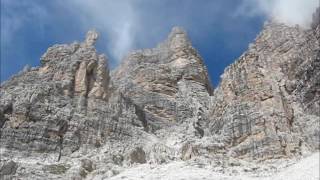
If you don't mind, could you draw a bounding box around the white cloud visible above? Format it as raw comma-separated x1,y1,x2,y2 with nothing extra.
3,0,318,68
61,0,223,63
237,0,319,28
64,0,138,62
111,22,133,62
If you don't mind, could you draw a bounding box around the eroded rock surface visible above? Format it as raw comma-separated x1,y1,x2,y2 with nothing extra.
0,30,147,166
209,21,320,159
112,27,213,133
0,10,319,179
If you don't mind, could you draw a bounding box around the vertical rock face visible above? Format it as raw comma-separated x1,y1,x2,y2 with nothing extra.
112,27,213,131
311,7,320,30
40,30,109,101
0,10,319,179
209,21,320,159
0,30,146,158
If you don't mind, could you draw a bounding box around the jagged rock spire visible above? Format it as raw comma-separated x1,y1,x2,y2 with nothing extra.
311,7,320,29
1,11,320,179
84,29,99,46
167,26,191,49
168,26,187,37
112,26,213,131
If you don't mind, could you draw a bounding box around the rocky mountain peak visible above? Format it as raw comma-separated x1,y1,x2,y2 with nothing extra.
0,14,319,179
311,6,320,29
166,26,191,49
112,27,213,128
36,30,110,100
209,17,319,159
170,26,186,35
84,29,99,46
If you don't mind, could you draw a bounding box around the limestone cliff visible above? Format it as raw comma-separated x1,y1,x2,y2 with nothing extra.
209,21,320,159
0,30,147,165
0,11,319,179
112,27,212,133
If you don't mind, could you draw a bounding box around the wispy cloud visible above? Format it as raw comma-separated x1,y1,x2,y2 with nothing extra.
1,0,48,48
1,0,49,81
59,0,231,62
3,0,317,84
2,0,318,65
63,0,138,62
237,0,319,28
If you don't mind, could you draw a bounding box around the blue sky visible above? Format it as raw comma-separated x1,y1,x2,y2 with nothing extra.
1,0,318,86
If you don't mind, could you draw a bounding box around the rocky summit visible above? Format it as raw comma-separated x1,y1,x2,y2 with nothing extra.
0,8,319,180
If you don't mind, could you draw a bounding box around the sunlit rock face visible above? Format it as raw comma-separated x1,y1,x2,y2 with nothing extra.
209,21,320,159
0,9,319,179
112,27,213,132
0,30,147,162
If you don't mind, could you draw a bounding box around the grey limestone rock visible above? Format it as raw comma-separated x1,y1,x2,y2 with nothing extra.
0,161,18,176
112,27,213,133
0,9,319,179
0,30,147,166
208,20,320,159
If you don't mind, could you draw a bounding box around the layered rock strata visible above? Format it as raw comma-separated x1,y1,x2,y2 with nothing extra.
0,10,319,179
